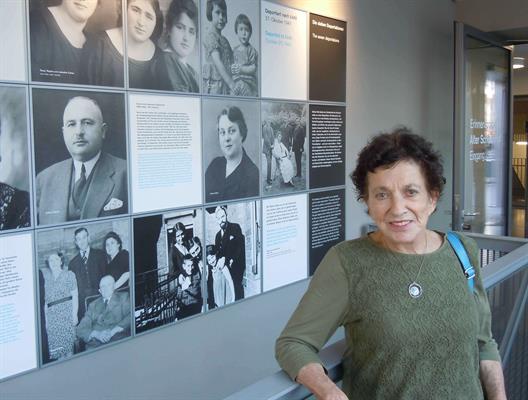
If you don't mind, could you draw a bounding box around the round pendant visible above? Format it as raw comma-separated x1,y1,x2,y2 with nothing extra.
408,282,423,298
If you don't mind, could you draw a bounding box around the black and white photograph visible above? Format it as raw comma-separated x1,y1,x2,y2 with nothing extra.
0,86,31,231
0,0,27,82
36,218,131,364
201,0,259,97
32,88,128,226
202,98,260,203
261,102,307,195
134,208,203,334
205,201,261,308
149,0,201,92
29,0,123,85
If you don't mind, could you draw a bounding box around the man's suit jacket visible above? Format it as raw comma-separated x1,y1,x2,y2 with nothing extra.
36,152,128,225
215,222,246,299
76,290,130,343
69,247,107,320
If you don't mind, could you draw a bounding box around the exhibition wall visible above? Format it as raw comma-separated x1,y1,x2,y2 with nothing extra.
0,0,455,399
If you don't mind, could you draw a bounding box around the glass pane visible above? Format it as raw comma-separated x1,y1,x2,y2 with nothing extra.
487,267,528,400
464,36,509,235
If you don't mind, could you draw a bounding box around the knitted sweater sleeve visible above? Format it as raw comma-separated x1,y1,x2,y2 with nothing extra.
275,246,350,380
459,235,501,362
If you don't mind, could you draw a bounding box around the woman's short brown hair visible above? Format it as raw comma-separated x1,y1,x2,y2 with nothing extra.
351,126,445,200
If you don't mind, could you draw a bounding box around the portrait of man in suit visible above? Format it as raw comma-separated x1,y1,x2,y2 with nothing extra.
76,275,130,349
69,227,107,321
214,206,246,301
36,95,128,225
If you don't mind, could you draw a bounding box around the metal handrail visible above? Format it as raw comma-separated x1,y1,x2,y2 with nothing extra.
224,235,528,400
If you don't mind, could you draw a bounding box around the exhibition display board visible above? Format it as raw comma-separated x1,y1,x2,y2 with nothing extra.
0,0,346,380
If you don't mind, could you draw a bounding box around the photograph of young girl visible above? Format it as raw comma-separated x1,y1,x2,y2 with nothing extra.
201,0,259,97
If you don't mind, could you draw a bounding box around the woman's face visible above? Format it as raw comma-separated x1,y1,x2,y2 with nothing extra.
175,229,184,245
169,12,197,60
62,0,98,23
211,3,226,31
365,160,438,250
189,243,201,259
207,254,216,266
127,0,157,43
218,114,243,160
105,237,120,258
48,253,62,271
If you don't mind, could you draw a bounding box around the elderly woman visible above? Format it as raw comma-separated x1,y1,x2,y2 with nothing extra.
275,128,506,399
204,106,259,202
155,0,199,92
103,231,130,289
41,251,78,362
83,0,163,88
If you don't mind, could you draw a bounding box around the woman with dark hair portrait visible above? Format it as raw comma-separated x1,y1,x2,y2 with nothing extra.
103,231,130,289
30,0,99,83
83,0,163,88
155,0,199,92
202,0,234,94
42,251,78,361
276,128,506,400
169,222,188,277
204,106,259,202
0,103,30,231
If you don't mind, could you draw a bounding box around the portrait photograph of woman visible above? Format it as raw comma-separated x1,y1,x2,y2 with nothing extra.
82,0,164,88
0,86,31,231
202,98,260,203
200,0,259,97
29,0,122,85
154,0,200,92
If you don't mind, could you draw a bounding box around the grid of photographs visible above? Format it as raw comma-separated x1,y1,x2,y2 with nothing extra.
0,0,347,380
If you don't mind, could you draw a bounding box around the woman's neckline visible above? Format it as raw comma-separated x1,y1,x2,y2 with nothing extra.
366,230,447,257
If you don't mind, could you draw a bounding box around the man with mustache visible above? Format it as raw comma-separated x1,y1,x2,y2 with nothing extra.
213,206,246,301
36,96,127,225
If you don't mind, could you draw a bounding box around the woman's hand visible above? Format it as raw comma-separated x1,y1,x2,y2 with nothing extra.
231,63,241,75
297,363,349,400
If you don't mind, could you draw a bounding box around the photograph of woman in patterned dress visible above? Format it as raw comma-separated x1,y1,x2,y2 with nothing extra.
41,251,79,362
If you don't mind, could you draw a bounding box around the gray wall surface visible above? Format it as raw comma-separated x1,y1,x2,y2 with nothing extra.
0,0,455,399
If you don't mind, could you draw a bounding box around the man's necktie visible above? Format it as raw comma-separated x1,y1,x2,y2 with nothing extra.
73,163,87,205
81,250,88,265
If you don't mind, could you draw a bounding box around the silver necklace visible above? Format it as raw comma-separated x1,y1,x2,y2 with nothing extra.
385,232,428,299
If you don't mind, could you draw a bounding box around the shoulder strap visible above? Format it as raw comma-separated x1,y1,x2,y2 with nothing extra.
446,231,476,293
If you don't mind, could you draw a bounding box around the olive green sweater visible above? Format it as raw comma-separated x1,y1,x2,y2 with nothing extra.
276,234,500,399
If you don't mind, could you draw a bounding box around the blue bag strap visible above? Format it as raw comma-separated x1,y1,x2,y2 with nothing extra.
446,231,475,293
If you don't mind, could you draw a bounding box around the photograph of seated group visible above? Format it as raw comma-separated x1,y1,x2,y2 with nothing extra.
0,0,347,381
